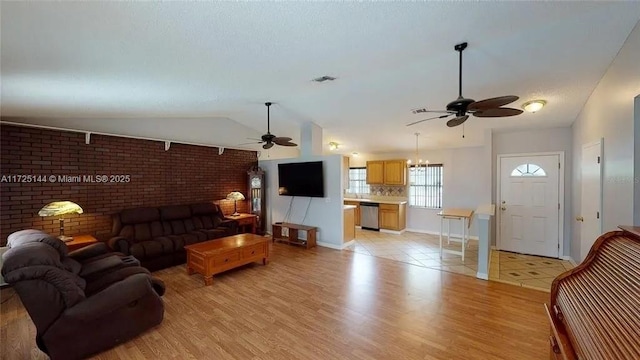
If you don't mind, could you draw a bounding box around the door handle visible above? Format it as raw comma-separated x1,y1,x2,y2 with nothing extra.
501,206,506,211
576,216,584,222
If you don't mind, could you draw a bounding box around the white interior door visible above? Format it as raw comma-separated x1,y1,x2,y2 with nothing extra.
580,140,603,261
499,155,560,257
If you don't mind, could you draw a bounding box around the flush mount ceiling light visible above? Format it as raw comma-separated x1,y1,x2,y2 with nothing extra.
351,152,359,157
522,100,547,113
329,142,339,151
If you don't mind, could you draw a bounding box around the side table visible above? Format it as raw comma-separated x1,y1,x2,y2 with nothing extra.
66,235,99,251
225,213,257,234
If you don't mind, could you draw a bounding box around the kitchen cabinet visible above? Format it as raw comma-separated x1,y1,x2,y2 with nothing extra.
343,206,356,242
366,160,407,185
383,160,406,185
342,156,350,190
379,203,406,231
344,201,361,226
366,161,384,184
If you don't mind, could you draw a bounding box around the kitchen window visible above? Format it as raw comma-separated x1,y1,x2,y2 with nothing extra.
409,164,443,208
348,167,370,194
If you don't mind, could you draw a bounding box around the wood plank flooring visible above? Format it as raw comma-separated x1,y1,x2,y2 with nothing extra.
1,242,550,360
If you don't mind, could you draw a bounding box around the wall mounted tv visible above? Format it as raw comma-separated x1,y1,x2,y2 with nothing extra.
278,161,324,198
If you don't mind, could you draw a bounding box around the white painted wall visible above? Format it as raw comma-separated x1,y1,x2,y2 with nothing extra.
349,147,488,237
492,127,573,252
571,21,640,261
635,96,640,225
260,154,344,249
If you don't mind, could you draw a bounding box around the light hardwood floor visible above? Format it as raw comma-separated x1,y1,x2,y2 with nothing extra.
1,242,550,360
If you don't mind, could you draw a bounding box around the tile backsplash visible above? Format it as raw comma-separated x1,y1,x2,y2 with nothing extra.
369,185,406,197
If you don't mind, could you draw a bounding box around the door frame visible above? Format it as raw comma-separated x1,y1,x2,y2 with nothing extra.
496,151,565,258
580,139,604,260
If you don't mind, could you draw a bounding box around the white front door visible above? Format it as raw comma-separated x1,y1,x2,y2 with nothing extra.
499,155,560,257
580,140,603,261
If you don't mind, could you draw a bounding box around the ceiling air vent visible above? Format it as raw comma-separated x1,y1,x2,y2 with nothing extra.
312,75,336,83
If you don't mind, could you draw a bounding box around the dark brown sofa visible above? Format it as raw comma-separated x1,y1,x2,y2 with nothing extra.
1,231,165,360
108,203,237,271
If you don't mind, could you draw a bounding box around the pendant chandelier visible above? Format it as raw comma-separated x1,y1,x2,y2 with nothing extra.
406,132,428,167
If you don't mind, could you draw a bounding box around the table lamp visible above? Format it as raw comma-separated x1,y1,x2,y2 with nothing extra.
226,191,245,216
38,201,84,242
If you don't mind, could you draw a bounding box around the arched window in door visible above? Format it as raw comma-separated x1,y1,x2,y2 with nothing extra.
510,163,547,177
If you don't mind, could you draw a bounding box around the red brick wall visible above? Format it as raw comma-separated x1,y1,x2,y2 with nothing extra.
0,124,257,244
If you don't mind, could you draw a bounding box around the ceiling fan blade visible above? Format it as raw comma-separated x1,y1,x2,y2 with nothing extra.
238,141,263,146
468,96,519,111
273,136,292,143
473,108,523,118
263,142,274,150
406,114,452,127
446,115,469,128
273,137,297,146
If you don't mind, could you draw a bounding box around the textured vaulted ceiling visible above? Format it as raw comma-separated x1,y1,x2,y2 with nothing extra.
2,2,639,154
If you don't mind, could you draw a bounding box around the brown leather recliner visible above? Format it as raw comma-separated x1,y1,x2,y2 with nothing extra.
109,202,238,271
1,234,165,360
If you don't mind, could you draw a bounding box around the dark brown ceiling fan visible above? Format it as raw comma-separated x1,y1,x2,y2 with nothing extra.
241,102,297,149
407,42,523,128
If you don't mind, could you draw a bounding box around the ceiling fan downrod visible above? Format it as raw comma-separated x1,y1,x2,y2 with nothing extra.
454,42,467,98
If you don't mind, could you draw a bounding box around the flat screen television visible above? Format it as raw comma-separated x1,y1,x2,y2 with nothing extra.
278,161,324,197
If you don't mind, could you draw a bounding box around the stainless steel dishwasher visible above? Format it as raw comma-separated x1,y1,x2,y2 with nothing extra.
360,202,379,231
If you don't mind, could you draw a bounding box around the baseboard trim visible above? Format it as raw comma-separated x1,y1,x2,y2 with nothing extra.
476,272,489,280
380,229,405,235
561,256,578,266
342,240,355,248
317,241,344,250
405,228,479,241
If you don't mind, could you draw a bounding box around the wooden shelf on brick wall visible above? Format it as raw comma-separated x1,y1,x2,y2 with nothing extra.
272,223,317,249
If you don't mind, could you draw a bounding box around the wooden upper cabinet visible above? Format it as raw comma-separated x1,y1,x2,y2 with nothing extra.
383,160,407,185
366,161,385,184
342,156,350,190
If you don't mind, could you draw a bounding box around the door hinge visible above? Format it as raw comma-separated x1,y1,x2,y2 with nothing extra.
558,203,560,210
597,156,600,164
597,211,600,219
558,162,561,169
558,243,560,250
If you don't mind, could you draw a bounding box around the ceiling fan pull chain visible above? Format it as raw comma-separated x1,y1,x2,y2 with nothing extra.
462,123,465,138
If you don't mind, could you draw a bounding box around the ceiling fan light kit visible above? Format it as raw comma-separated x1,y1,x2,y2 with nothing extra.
522,100,547,113
329,142,339,151
407,42,523,128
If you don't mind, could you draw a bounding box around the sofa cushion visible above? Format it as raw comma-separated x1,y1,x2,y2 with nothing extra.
159,205,191,221
198,229,226,240
190,202,217,216
7,229,68,257
128,237,173,260
120,207,160,224
168,233,200,252
2,243,86,291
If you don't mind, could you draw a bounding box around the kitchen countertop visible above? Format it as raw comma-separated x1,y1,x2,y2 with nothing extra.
344,198,408,205
343,204,357,210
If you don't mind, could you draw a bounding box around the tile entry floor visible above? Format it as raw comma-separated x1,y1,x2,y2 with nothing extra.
345,229,574,292
489,250,574,292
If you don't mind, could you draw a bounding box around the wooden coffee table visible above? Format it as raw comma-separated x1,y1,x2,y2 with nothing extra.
184,233,269,285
